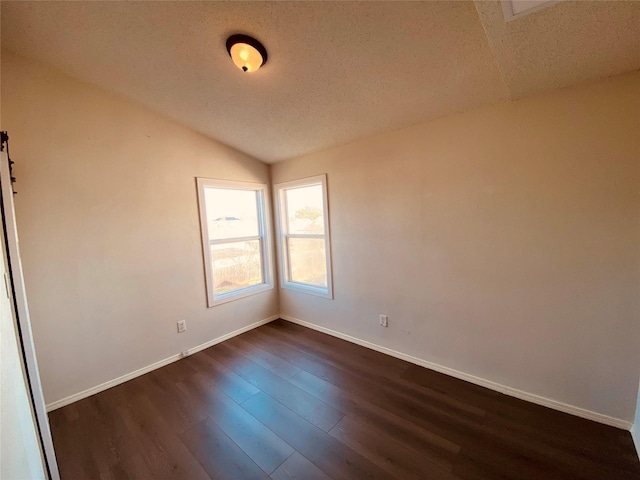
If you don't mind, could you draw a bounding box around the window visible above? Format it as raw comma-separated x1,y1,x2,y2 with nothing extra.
274,174,333,298
197,178,273,306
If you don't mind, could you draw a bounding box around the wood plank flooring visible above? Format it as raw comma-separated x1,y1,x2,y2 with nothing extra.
49,319,640,480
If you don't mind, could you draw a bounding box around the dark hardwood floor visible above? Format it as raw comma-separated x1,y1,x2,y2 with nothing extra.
49,319,640,479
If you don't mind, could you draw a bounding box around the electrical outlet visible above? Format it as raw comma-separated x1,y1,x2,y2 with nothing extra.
177,320,187,333
379,314,388,327
181,350,190,358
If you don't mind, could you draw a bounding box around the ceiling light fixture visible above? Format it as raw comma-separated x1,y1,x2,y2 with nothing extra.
226,34,268,73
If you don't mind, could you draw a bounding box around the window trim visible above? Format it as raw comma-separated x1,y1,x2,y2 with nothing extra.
274,174,333,299
196,177,274,307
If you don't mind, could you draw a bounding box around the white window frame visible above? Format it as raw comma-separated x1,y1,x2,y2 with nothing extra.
274,174,333,299
196,178,274,307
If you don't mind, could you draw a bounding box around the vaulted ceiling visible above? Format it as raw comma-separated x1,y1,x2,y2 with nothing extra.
2,1,639,163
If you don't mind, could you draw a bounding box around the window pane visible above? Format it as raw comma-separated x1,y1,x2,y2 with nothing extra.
285,185,325,234
205,188,260,240
287,237,327,287
211,240,263,295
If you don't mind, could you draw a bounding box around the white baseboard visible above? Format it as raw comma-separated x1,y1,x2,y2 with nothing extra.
280,315,632,431
46,314,279,411
46,311,634,433
632,424,640,461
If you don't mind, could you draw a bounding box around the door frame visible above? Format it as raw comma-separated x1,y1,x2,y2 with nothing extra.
1,136,60,480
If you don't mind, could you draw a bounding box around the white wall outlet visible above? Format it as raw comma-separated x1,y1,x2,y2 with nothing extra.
177,320,186,333
379,314,388,327
181,350,190,358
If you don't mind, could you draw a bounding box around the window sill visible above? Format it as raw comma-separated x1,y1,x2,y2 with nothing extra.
281,282,333,299
208,283,274,307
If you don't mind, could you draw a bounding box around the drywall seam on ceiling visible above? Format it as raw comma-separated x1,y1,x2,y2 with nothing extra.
45,314,280,411
473,1,513,100
280,315,633,430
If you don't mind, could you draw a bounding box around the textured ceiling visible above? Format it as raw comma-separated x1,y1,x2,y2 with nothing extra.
476,1,640,98
1,1,639,163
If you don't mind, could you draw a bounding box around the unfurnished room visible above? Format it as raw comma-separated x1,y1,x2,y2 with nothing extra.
1,1,639,479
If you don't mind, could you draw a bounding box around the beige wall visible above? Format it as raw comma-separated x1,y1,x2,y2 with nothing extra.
2,48,639,425
272,72,640,422
0,51,278,406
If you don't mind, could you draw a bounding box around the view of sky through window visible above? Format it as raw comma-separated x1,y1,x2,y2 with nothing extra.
205,188,260,240
285,184,325,235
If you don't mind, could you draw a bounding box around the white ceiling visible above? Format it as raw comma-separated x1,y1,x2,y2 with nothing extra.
1,1,639,163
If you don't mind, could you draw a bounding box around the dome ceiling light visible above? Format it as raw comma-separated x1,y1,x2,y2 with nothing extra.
226,34,268,73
